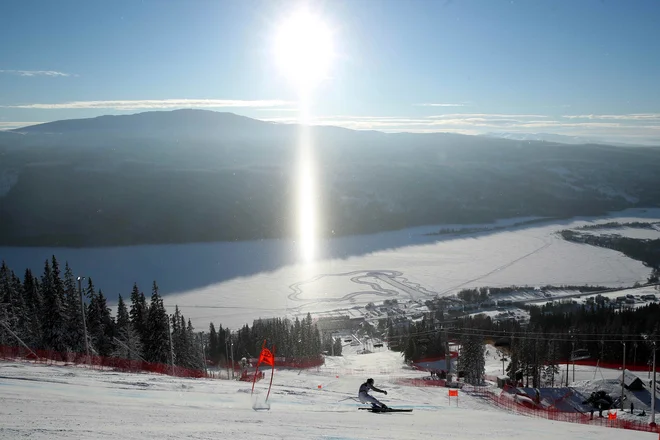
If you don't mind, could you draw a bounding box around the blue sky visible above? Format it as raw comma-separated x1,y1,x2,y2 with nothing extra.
1,0,659,144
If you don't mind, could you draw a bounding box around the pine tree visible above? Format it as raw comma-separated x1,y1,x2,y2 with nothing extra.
145,281,170,364
404,336,418,361
171,306,188,367
187,319,204,369
0,262,19,345
11,272,30,343
459,333,485,385
129,283,149,349
63,263,85,352
40,257,68,352
23,268,42,347
87,285,116,357
333,337,343,356
208,323,219,363
114,294,143,360
542,340,561,387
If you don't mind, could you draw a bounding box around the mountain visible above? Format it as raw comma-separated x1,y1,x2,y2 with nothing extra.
1,109,660,247
481,131,657,147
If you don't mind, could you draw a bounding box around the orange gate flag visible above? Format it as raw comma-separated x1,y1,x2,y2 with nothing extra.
251,340,276,402
448,389,459,397
259,346,275,366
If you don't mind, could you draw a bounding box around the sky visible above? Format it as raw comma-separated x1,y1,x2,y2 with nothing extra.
1,0,660,144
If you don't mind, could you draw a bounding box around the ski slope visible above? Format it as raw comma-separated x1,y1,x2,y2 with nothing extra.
1,346,657,439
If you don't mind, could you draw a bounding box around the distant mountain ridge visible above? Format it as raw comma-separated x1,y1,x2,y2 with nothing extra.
1,109,660,247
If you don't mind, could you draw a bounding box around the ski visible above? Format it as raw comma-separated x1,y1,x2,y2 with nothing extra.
358,407,413,413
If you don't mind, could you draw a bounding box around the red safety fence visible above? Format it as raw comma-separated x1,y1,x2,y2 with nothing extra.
246,356,325,369
1,345,325,378
0,344,208,378
462,385,659,434
397,377,449,387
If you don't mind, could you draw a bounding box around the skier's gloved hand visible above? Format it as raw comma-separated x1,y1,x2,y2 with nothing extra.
383,391,388,395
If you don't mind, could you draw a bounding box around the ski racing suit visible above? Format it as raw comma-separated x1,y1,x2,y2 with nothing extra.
358,382,387,408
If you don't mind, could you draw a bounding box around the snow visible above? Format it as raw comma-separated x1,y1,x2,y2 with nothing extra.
523,286,660,309
580,227,660,240
2,345,658,439
1,208,660,329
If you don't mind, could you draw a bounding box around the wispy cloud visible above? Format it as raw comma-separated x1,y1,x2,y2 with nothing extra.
254,107,300,112
0,121,40,129
0,69,74,77
3,99,293,110
562,113,660,121
415,103,468,107
261,112,660,145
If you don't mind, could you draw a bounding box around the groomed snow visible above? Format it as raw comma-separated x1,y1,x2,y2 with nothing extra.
2,345,657,439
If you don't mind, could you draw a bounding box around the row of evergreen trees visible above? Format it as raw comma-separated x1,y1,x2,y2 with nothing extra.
383,297,660,387
452,301,660,387
205,314,326,365
0,256,327,372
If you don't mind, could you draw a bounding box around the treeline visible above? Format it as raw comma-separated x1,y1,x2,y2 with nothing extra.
206,314,326,365
384,315,446,362
428,284,610,308
0,256,326,372
574,221,659,231
560,230,660,269
382,314,486,385
390,299,660,387
453,302,660,387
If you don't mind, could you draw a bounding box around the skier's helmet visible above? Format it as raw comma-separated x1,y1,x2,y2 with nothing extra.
367,378,374,385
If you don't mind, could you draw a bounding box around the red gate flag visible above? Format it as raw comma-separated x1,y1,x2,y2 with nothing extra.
259,347,274,366
251,340,276,402
448,389,458,397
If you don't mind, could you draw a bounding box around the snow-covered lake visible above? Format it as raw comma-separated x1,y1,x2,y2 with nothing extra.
1,208,660,329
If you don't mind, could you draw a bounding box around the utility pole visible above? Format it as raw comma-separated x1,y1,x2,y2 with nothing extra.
650,341,656,427
224,334,230,379
572,341,576,383
199,332,207,376
77,277,90,363
167,315,175,376
443,325,451,378
621,341,626,410
231,340,235,379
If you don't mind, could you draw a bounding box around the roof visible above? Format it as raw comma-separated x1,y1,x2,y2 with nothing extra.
619,369,645,390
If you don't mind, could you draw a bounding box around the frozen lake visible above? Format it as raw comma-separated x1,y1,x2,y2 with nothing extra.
1,208,660,328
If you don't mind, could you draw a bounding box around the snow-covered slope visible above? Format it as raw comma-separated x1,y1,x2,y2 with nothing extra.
2,347,658,439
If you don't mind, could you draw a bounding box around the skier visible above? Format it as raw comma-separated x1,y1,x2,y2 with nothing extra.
358,378,388,409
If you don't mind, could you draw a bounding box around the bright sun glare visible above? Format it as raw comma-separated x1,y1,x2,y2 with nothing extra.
274,9,335,265
274,10,334,91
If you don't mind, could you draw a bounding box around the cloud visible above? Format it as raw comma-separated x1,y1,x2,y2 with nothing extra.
0,122,40,129
254,107,300,112
0,70,74,77
562,113,660,121
261,112,660,145
415,103,468,107
3,99,293,110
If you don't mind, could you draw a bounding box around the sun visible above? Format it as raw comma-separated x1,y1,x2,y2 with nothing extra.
274,9,334,91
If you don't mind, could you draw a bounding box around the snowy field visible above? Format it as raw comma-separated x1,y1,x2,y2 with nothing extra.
1,208,660,328
2,345,657,440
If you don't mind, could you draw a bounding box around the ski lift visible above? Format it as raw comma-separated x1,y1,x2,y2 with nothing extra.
570,348,590,361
